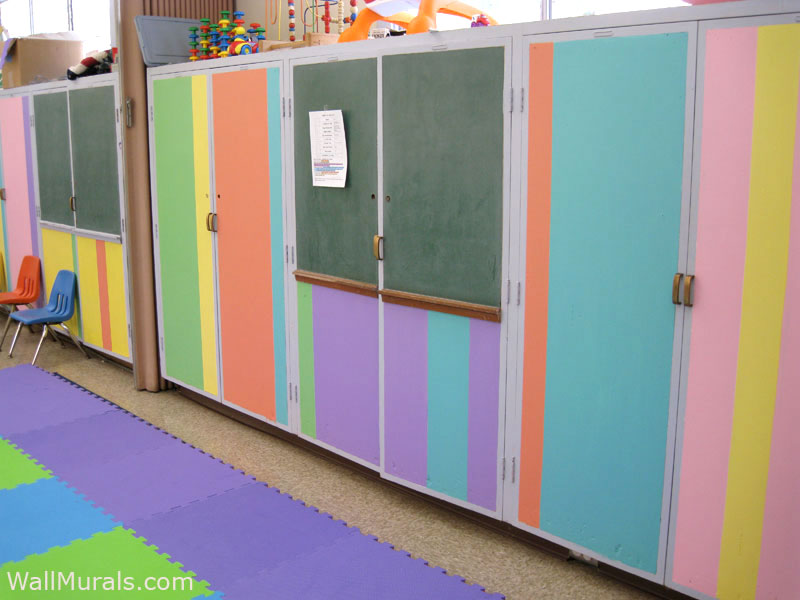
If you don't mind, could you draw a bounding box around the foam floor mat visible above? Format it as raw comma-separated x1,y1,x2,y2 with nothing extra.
0,365,504,599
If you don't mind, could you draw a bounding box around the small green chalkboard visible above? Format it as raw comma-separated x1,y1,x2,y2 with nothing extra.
34,92,73,227
382,47,505,307
293,58,378,286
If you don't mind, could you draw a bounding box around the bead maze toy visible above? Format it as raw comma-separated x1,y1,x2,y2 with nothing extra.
189,10,266,61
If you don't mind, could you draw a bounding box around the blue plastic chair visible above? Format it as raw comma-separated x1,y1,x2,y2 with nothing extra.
8,270,88,365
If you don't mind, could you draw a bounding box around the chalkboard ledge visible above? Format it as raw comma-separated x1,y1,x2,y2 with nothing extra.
294,270,378,298
381,289,501,323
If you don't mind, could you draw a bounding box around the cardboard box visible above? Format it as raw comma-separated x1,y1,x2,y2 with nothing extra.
2,36,84,89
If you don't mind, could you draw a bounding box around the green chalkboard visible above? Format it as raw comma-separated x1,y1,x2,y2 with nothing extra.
69,86,121,236
293,59,378,285
383,48,505,307
34,92,74,227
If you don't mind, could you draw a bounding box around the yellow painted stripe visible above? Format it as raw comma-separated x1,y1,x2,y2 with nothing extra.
192,75,218,396
76,236,103,349
105,241,129,358
717,24,800,600
41,228,79,334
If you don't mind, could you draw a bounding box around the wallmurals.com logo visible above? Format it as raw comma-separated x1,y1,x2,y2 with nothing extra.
5,571,194,593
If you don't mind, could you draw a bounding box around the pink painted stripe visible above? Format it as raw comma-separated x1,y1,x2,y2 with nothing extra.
467,319,500,511
384,302,428,486
671,27,757,595
0,97,34,285
755,76,800,600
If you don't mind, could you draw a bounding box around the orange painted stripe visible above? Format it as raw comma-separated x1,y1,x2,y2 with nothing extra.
213,69,276,421
519,42,553,529
96,239,112,351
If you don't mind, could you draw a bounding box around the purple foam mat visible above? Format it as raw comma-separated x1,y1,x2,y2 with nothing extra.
129,483,361,590
1,365,505,599
0,365,116,436
8,410,178,474
224,527,505,600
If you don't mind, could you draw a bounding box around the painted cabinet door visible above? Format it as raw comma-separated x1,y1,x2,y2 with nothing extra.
381,45,508,515
512,26,692,578
0,96,38,289
292,58,380,467
152,75,220,397
667,18,800,600
69,86,121,236
212,66,288,426
33,92,74,228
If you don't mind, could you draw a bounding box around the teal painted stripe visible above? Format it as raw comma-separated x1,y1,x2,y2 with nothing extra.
426,311,470,501
268,67,288,426
540,34,687,573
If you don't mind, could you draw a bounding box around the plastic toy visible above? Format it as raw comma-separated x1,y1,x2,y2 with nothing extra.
189,10,264,60
338,0,497,43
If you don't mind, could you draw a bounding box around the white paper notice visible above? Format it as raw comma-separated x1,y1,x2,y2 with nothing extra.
309,110,348,188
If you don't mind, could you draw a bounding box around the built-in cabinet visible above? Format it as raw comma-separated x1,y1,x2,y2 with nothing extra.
147,5,800,599
30,75,131,360
149,62,290,427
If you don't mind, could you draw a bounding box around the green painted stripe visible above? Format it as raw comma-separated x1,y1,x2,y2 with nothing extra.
71,233,83,338
298,281,316,438
153,78,204,390
268,67,288,426
540,33,687,573
0,438,52,491
0,527,211,598
426,311,470,501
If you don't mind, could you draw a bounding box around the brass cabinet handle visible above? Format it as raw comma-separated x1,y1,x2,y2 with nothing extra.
672,273,683,305
206,212,213,232
373,235,383,260
211,213,218,232
69,196,76,212
0,187,5,201
684,275,695,307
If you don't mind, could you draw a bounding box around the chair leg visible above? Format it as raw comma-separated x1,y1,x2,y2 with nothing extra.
31,325,49,366
8,321,23,358
0,309,13,351
60,323,88,359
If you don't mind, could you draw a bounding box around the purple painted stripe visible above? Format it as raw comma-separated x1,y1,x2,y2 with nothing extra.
21,98,38,261
467,320,500,510
312,286,379,465
383,303,428,487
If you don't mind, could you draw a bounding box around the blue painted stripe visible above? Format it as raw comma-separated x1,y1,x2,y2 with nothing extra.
426,311,470,501
0,477,118,564
539,33,687,573
268,67,288,427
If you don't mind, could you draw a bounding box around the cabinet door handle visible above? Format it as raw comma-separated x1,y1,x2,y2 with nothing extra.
684,275,695,307
211,213,218,233
672,273,683,305
0,187,5,201
69,196,76,212
206,212,213,232
373,235,383,260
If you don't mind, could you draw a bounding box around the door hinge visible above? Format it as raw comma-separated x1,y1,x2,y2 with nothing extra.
116,108,120,123
506,280,511,305
517,282,521,306
282,97,285,117
154,223,158,239
512,457,516,483
160,336,164,350
35,206,41,218
128,323,131,339
125,98,133,128
289,383,293,403
150,105,154,121
285,244,289,264
289,98,292,118
508,88,514,113
29,114,34,128
295,384,298,403
121,218,125,233
519,88,525,113
501,457,506,481
291,246,295,265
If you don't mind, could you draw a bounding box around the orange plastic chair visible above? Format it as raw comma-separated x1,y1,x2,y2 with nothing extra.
0,255,41,350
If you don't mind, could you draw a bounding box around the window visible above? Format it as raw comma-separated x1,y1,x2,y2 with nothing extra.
550,0,685,19
0,0,111,52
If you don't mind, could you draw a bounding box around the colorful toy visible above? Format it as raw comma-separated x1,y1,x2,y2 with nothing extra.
289,0,296,41
323,1,331,34
471,13,490,27
189,10,264,60
338,0,498,43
